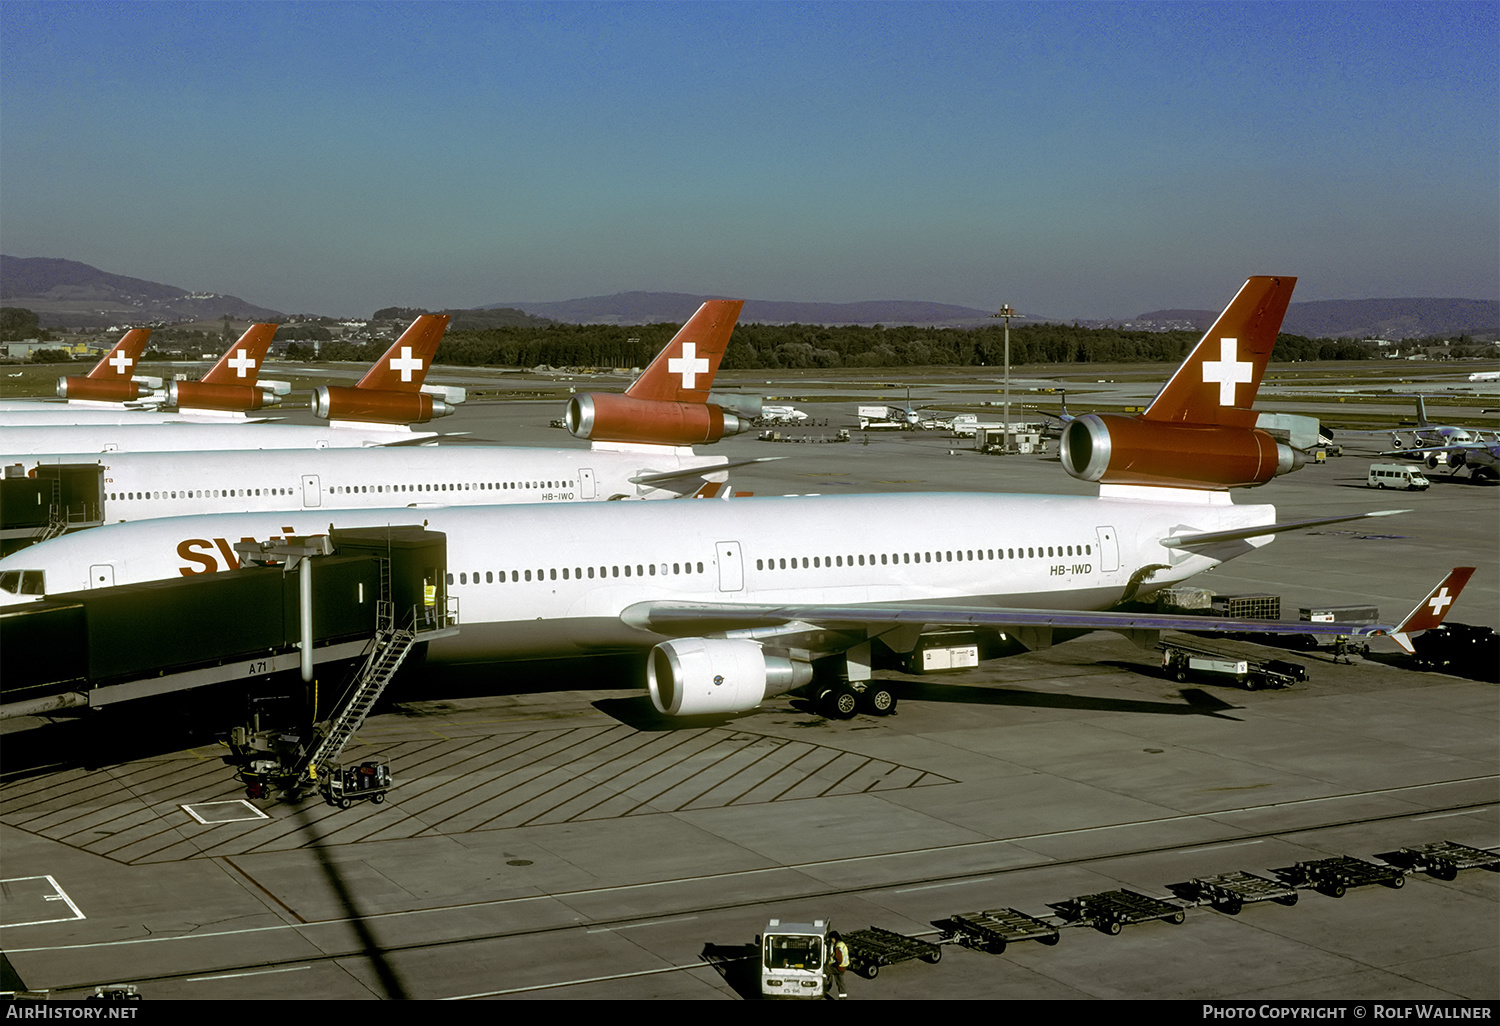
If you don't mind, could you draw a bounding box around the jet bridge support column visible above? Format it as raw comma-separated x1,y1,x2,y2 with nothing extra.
234,536,335,682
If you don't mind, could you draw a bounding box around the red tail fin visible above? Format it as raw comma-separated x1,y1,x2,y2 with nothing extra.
86,328,153,380
1142,276,1296,427
354,314,450,392
201,323,277,385
1386,566,1476,652
624,300,744,403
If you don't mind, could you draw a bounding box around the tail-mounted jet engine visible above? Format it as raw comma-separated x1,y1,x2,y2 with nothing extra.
565,394,752,446
1062,414,1302,490
313,386,453,425
647,638,813,716
167,381,282,413
55,377,146,403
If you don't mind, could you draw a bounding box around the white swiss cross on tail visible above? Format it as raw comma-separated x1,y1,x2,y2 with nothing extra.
227,349,256,378
108,351,134,375
668,342,710,390
1426,587,1454,618
389,346,424,382
1202,337,1253,406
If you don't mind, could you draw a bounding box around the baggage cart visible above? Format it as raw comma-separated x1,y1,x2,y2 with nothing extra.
1167,871,1299,915
937,908,1061,953
1374,841,1500,881
842,926,943,979
318,759,392,809
1271,855,1405,897
1046,889,1188,935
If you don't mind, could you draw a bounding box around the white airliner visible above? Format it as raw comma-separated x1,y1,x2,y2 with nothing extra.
0,315,460,455
0,278,1474,720
8,301,760,527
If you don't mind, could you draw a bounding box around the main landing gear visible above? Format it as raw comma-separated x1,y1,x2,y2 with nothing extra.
816,681,897,719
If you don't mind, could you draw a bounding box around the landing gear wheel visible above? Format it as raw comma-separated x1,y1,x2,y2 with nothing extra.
1100,920,1122,936
1170,911,1186,925
372,793,385,805
1386,874,1405,889
859,963,879,980
863,686,897,715
921,947,942,964
821,687,859,719
338,797,352,810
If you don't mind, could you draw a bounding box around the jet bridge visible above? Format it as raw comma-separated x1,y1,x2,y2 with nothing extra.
0,526,455,721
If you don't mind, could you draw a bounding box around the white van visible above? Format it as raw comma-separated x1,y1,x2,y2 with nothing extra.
1367,463,1430,490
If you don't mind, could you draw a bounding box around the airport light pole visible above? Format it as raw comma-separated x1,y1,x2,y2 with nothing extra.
994,304,1015,452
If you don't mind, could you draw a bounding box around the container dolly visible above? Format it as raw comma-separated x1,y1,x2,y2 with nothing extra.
1271,855,1405,897
936,908,1061,953
841,927,943,979
317,759,393,809
1047,889,1189,935
1374,842,1500,881
1167,871,1299,915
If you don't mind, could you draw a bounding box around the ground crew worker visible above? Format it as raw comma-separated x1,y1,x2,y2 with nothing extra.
827,931,850,999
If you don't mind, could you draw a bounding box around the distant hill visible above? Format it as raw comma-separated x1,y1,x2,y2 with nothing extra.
483,291,1003,327
0,256,284,328
1131,298,1498,340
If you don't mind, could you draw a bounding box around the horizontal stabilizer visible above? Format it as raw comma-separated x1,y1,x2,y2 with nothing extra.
1161,509,1408,549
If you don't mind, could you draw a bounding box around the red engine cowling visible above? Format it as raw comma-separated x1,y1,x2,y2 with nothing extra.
566,393,748,446
313,385,453,425
647,638,813,717
168,381,280,413
56,377,144,402
1062,413,1300,489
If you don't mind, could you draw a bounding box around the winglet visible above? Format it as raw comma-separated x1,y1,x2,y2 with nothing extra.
354,314,450,392
85,328,153,380
201,323,277,385
1386,567,1476,654
625,300,744,403
1141,276,1296,427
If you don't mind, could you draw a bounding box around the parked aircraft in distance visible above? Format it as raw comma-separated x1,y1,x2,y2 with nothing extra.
2,277,1466,722
164,323,285,416
761,405,809,424
1380,396,1500,482
11,302,764,533
312,314,462,430
0,326,287,425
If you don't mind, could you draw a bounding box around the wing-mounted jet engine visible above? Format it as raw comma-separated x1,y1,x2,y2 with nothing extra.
313,314,456,426
565,301,752,446
1061,276,1301,490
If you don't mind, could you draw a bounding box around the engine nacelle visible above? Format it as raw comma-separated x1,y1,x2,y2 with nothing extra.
566,393,748,446
647,638,813,717
1062,413,1300,489
168,380,281,413
313,385,453,425
56,377,144,403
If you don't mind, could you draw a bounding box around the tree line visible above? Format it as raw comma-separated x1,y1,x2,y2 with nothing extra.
429,320,1375,370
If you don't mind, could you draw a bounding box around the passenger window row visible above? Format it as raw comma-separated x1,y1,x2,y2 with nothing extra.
755,543,1092,571
107,480,577,502
451,561,707,586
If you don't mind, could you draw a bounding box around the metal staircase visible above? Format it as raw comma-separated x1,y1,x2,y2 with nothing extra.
293,600,417,789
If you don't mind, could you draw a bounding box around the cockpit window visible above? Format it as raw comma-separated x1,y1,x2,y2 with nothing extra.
0,570,44,595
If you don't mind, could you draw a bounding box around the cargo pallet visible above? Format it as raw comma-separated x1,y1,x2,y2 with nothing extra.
1046,889,1188,935
1272,856,1406,897
1166,871,1299,915
842,927,943,979
1374,841,1500,881
936,908,1061,953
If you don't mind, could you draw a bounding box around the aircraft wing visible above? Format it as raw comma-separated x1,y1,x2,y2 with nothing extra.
629,456,783,487
621,568,1476,655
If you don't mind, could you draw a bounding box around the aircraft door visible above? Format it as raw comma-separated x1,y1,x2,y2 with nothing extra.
1095,526,1119,573
89,563,115,589
715,541,744,592
301,474,322,507
580,468,596,500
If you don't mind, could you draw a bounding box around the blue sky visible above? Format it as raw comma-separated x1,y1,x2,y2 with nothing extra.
1,1,1495,319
